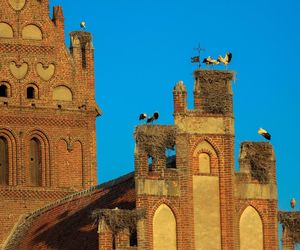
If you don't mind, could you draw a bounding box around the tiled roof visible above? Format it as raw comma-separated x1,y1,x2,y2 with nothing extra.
4,172,135,250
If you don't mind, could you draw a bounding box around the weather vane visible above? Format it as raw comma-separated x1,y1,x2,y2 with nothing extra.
191,43,205,68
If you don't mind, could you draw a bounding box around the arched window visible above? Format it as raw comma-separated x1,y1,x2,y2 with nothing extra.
0,85,8,97
27,86,35,99
0,137,8,185
30,138,42,186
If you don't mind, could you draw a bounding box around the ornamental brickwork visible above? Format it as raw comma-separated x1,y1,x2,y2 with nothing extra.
0,0,100,247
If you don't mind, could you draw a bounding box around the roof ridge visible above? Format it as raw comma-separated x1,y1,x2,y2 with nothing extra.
3,171,134,250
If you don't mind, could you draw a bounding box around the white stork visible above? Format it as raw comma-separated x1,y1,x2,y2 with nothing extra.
258,128,271,140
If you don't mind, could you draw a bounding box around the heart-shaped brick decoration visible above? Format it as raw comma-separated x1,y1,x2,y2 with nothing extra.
36,63,55,81
8,0,26,11
9,62,28,79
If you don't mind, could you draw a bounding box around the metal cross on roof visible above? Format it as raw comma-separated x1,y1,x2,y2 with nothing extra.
191,43,205,68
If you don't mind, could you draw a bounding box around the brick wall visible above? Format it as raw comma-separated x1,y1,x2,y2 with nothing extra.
0,0,99,247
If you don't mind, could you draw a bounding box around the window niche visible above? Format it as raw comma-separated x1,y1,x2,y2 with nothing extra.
30,137,42,186
166,146,176,169
27,86,35,99
0,137,9,185
0,84,9,97
130,230,137,247
148,155,153,171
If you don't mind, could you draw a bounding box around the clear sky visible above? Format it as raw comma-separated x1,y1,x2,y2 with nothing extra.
49,0,300,217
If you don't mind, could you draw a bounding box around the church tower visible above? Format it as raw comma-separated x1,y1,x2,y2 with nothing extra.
0,0,100,247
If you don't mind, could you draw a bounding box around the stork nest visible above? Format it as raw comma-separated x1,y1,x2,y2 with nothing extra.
194,70,235,115
242,142,273,183
195,69,236,82
92,209,146,234
70,31,92,48
278,211,300,243
199,82,232,114
134,125,177,159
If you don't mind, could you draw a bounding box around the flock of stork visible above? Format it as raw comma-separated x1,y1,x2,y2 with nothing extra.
203,52,232,66
139,112,159,124
191,52,233,69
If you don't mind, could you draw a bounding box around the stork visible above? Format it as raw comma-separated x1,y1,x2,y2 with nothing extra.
258,128,271,140
147,112,159,123
139,113,147,121
290,198,296,209
218,52,232,69
203,56,219,68
80,21,86,30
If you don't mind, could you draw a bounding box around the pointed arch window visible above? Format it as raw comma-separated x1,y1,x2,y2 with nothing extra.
30,138,42,186
0,137,9,185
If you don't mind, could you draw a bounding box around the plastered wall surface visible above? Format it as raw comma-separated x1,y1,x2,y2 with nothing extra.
193,176,221,250
175,116,234,135
240,206,263,250
153,204,177,250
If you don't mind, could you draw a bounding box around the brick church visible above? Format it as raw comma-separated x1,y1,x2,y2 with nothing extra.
0,1,299,250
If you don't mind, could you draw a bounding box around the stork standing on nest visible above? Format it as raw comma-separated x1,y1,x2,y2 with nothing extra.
202,56,219,69
80,21,86,31
258,128,271,140
290,198,296,209
147,112,159,124
218,52,232,69
139,113,147,122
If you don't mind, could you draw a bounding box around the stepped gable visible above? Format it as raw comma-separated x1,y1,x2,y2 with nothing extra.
4,173,135,250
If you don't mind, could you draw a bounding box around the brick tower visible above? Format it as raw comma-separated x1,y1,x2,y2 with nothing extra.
0,0,100,247
134,69,278,249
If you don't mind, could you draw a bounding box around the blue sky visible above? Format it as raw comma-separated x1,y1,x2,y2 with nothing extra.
49,0,300,216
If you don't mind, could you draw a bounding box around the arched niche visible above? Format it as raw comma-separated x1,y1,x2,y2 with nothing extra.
153,204,177,250
0,137,9,185
199,153,210,173
0,22,13,38
30,137,42,186
0,82,11,98
25,130,50,187
192,140,217,157
22,24,42,40
26,84,39,99
193,140,217,174
53,86,73,101
0,129,17,185
240,206,263,250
